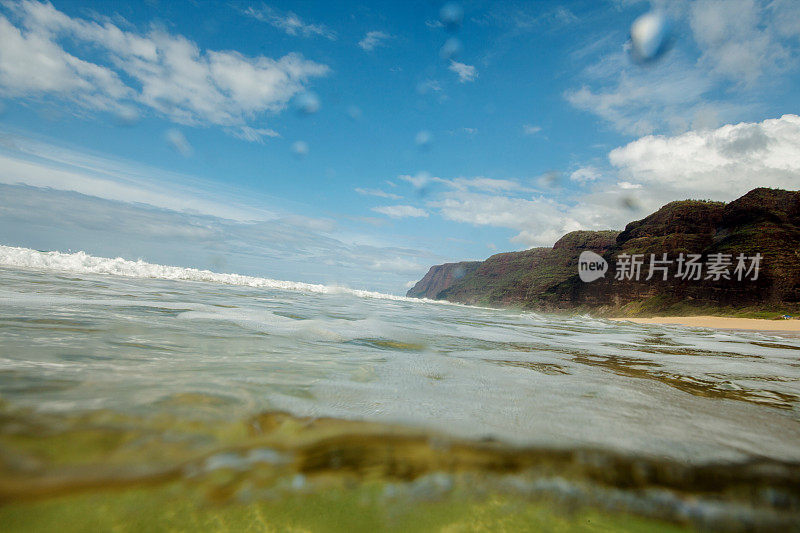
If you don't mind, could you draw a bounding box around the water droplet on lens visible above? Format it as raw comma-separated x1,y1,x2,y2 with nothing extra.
439,2,463,32
347,105,362,120
539,171,563,189
620,196,641,211
439,37,462,60
295,92,320,115
292,140,309,157
630,11,672,63
415,130,432,149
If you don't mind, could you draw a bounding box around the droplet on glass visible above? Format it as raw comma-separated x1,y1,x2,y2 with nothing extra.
620,196,641,211
539,171,563,189
295,92,320,115
415,130,432,149
439,37,462,60
292,140,309,157
439,2,463,32
629,11,672,63
347,105,362,120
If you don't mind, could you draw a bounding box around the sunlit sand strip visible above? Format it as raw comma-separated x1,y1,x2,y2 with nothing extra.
612,316,800,332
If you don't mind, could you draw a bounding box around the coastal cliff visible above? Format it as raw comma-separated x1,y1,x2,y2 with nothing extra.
405,261,481,299
407,188,800,316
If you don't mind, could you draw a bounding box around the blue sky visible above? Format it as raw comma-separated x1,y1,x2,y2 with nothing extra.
0,0,799,293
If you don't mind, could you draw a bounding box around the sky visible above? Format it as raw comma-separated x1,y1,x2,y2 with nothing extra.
0,0,798,293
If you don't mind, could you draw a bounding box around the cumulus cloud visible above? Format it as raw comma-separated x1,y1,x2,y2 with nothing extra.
371,205,429,219
0,12,129,110
448,61,477,83
358,31,391,51
569,166,602,183
242,4,336,40
0,1,329,139
406,115,800,248
565,0,800,135
609,114,800,198
431,192,583,247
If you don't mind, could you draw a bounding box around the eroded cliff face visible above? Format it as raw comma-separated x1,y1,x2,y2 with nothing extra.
406,261,481,299
408,188,800,316
436,231,619,306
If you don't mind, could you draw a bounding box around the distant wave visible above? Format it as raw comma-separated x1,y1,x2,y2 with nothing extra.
0,245,428,303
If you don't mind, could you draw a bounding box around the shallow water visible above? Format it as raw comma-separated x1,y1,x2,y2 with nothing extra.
1,247,800,529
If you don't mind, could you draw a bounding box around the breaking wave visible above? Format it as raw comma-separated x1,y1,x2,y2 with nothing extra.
0,245,425,303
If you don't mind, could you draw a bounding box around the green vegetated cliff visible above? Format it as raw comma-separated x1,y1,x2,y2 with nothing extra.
407,188,800,317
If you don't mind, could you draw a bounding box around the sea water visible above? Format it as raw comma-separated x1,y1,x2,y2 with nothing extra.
1,245,799,529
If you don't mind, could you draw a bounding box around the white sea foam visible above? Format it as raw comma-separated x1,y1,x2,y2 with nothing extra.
0,245,430,303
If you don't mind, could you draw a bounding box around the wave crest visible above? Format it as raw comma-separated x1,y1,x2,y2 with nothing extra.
0,245,422,302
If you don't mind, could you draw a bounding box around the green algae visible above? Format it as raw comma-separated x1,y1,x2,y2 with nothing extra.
0,480,690,533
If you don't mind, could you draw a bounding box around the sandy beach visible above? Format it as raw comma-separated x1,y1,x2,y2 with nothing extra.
612,316,800,332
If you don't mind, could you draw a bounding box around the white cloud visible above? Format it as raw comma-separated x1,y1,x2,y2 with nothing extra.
430,192,582,247
609,114,800,198
522,124,542,135
224,126,280,143
355,188,402,200
367,257,425,274
358,31,391,51
448,61,477,83
242,4,336,40
0,13,129,110
416,79,443,94
565,0,800,136
398,172,433,189
565,57,728,135
569,166,602,183
689,0,796,86
0,1,330,139
0,133,445,292
0,131,272,221
413,115,800,249
0,183,436,292
440,177,527,192
372,205,429,219
165,129,192,157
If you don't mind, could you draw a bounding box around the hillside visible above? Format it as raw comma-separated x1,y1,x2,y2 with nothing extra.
407,188,800,316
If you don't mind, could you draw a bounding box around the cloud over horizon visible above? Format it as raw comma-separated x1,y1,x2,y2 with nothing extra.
382,114,800,248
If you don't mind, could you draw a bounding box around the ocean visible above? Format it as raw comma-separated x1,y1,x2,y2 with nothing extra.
1,245,799,531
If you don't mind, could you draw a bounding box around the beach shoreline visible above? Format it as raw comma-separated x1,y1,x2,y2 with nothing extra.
611,316,800,332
